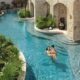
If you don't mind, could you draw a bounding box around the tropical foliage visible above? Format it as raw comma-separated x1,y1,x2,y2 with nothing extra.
36,14,56,29
18,8,30,18
0,2,11,10
0,35,22,80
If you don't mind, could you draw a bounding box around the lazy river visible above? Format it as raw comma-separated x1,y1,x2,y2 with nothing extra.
0,11,79,80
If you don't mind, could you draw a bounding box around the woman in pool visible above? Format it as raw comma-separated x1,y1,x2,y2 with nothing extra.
46,45,56,59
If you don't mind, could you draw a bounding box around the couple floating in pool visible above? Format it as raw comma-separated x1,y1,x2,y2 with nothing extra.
46,45,56,59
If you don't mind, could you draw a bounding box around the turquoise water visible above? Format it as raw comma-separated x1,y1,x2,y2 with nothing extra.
0,12,76,80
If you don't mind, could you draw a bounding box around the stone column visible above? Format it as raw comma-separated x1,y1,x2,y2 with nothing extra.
67,2,74,40
34,0,36,21
28,0,31,11
50,4,54,16
72,0,80,41
67,0,80,41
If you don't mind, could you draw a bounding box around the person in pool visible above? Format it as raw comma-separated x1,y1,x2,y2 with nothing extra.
46,46,51,55
46,45,56,59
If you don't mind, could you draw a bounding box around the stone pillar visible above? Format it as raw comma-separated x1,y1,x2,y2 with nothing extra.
50,4,54,16
72,0,80,41
67,0,80,41
34,0,36,21
28,0,34,17
28,0,31,11
67,2,74,40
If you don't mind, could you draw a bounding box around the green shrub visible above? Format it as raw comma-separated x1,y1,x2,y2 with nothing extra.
0,61,5,72
36,14,56,29
0,35,22,80
36,16,47,29
1,59,22,80
47,14,56,28
18,8,30,18
0,35,6,44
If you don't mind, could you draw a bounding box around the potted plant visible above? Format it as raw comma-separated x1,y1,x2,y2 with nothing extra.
36,14,56,29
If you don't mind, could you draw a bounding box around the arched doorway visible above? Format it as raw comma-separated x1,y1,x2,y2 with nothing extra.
30,2,34,17
43,2,50,16
54,3,67,30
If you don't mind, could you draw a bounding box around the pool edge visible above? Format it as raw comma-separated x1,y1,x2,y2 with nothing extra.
18,51,27,80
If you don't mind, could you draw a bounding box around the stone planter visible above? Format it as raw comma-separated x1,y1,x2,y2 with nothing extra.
18,51,26,80
34,25,66,34
15,17,34,22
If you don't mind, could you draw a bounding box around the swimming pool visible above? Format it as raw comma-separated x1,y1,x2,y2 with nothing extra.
0,12,79,80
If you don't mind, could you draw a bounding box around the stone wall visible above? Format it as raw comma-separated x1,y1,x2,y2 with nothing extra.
35,0,48,17
73,0,80,41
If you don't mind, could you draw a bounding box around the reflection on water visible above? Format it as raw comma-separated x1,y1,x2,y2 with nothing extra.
41,57,68,73
52,59,68,72
26,64,37,80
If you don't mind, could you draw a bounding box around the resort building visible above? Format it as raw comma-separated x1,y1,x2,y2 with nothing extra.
0,0,80,41
0,0,80,80
28,0,80,41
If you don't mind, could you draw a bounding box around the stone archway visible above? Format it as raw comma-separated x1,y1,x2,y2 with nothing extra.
43,2,50,16
30,2,34,17
54,3,67,30
73,0,80,40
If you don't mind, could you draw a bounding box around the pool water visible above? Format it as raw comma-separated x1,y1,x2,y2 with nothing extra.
0,12,76,80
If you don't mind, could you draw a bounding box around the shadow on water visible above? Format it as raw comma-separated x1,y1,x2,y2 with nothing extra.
51,58,68,72
41,58,68,72
25,64,36,80
30,33,51,40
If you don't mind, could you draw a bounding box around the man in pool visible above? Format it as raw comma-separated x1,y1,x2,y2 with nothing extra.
46,45,56,59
